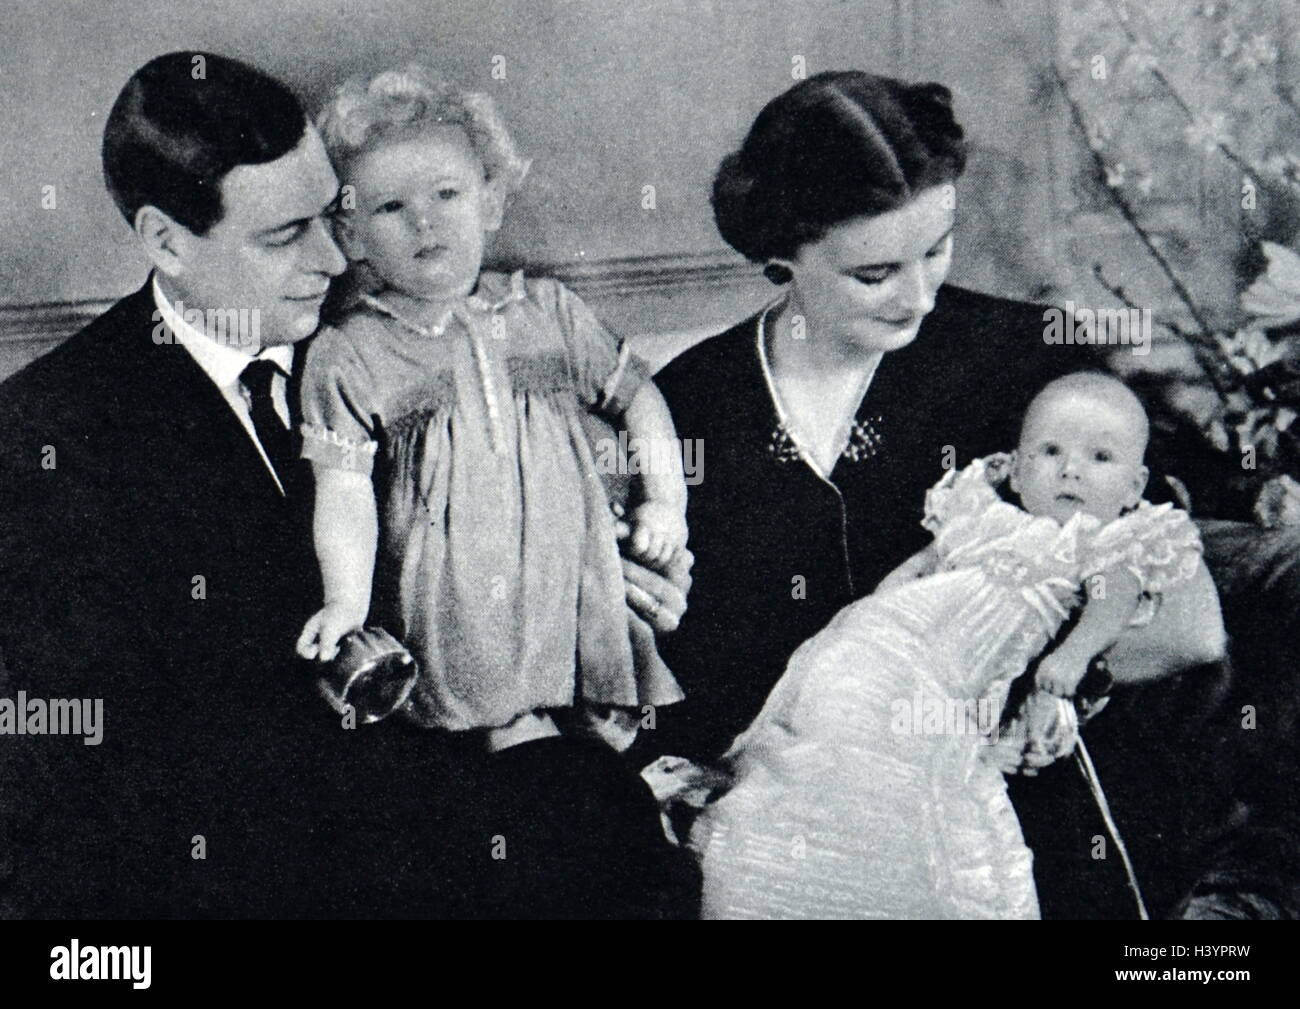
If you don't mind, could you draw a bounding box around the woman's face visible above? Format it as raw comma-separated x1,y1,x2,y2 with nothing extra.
783,184,955,354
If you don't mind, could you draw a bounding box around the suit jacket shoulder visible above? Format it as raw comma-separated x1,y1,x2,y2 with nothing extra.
0,285,151,455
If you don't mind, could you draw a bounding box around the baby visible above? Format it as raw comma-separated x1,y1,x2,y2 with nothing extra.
295,66,687,752
881,370,1157,698
688,371,1208,919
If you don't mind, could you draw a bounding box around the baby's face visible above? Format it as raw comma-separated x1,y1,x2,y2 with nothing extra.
1010,390,1148,525
340,125,502,301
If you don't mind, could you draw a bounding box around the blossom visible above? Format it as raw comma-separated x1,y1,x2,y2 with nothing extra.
1120,40,1160,75
1086,117,1113,152
1215,328,1288,373
1241,240,1300,329
1183,114,1232,154
1236,35,1278,72
1206,418,1231,452
1262,151,1300,186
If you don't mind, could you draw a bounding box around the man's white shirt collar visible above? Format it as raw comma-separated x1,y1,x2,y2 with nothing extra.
151,276,295,495
151,276,294,384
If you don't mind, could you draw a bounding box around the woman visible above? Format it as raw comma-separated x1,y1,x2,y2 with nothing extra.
645,71,1226,917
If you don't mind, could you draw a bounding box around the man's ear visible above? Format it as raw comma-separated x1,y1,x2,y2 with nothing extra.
334,214,367,263
1007,449,1022,494
480,182,506,233
134,205,188,278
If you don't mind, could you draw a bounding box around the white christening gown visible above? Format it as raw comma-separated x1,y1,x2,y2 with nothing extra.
691,455,1203,919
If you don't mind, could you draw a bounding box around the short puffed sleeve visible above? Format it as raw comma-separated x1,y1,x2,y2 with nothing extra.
296,324,381,477
921,454,1013,535
1079,501,1203,595
550,280,651,418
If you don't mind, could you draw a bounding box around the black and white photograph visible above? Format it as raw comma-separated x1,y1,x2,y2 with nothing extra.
0,0,1295,971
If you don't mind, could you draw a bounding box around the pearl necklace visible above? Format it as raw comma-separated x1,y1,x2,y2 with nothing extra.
756,300,886,471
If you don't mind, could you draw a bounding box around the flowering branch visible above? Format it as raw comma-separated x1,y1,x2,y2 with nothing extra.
1043,61,1232,393
1091,264,1233,396
1102,0,1300,195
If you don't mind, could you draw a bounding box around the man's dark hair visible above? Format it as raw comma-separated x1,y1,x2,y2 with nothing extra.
102,51,307,235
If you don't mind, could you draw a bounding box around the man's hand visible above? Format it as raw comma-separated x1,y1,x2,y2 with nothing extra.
614,502,692,633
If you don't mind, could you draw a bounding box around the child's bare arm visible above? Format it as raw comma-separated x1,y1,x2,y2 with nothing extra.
1037,565,1142,697
295,465,378,662
876,544,939,593
620,381,688,567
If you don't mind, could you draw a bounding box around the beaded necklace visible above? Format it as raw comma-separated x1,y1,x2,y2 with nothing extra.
359,292,507,456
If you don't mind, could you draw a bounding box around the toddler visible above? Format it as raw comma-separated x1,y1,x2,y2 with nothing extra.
295,67,687,752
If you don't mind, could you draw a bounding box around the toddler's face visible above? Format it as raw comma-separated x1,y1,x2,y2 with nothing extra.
1010,390,1148,525
340,125,502,301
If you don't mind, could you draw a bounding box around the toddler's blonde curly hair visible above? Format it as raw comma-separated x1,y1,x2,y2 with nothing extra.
316,64,529,193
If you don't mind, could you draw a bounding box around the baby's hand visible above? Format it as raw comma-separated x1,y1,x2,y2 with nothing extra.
1035,649,1090,698
627,499,688,569
296,600,368,662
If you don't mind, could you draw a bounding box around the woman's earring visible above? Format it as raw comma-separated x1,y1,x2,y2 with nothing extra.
763,261,794,285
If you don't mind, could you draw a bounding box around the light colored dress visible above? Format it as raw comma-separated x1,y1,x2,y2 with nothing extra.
691,454,1203,919
298,271,682,731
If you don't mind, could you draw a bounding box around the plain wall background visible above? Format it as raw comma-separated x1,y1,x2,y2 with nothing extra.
0,0,1064,373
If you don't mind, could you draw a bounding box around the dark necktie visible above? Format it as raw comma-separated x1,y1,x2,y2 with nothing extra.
239,359,295,494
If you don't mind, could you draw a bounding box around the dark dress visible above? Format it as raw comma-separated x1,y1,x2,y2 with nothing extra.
645,283,1216,918
647,282,1300,920
647,284,1096,763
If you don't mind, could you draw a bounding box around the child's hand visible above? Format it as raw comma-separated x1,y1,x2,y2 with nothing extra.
296,600,368,662
1035,649,1090,697
627,500,688,569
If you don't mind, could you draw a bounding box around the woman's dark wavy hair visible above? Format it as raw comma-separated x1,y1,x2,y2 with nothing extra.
712,71,967,278
102,51,307,236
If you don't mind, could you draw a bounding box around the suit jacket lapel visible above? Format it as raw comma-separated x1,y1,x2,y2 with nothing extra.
114,282,289,502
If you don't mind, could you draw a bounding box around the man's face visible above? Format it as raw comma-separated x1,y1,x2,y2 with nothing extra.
165,127,346,347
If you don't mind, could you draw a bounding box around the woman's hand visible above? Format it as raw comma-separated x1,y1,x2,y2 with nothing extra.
1103,560,1226,683
613,502,692,633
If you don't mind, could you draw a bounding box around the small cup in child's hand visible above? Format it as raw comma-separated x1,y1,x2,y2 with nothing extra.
316,626,419,724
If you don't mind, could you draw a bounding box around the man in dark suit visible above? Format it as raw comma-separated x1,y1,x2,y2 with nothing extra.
0,50,400,918
0,51,696,920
